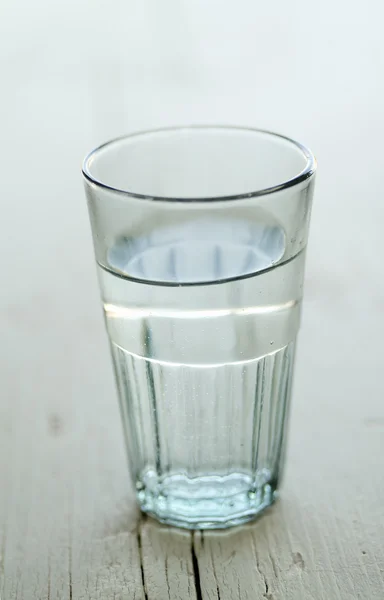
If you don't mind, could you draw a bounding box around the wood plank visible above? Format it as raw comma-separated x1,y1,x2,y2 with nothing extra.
139,517,197,600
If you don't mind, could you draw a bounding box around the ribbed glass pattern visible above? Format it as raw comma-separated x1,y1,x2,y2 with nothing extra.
111,341,295,528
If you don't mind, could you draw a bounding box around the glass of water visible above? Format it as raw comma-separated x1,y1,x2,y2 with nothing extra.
82,126,316,529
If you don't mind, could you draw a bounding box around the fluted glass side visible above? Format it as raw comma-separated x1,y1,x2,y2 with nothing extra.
111,340,295,528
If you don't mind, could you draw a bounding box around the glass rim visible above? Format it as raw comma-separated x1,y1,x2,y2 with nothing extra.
82,125,317,203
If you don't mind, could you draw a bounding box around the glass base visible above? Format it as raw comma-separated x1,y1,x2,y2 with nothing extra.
137,471,276,529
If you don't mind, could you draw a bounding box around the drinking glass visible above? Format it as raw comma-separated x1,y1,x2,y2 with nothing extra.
82,126,316,529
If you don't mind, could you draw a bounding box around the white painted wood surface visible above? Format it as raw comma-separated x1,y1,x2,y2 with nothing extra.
1,1,383,598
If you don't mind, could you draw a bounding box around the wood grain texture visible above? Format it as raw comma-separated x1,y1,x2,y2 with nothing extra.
139,517,197,600
1,0,384,598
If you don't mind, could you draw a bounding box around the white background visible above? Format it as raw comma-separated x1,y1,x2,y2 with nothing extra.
1,0,383,431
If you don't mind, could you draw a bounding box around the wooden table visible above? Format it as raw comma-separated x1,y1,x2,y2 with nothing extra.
1,1,383,598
